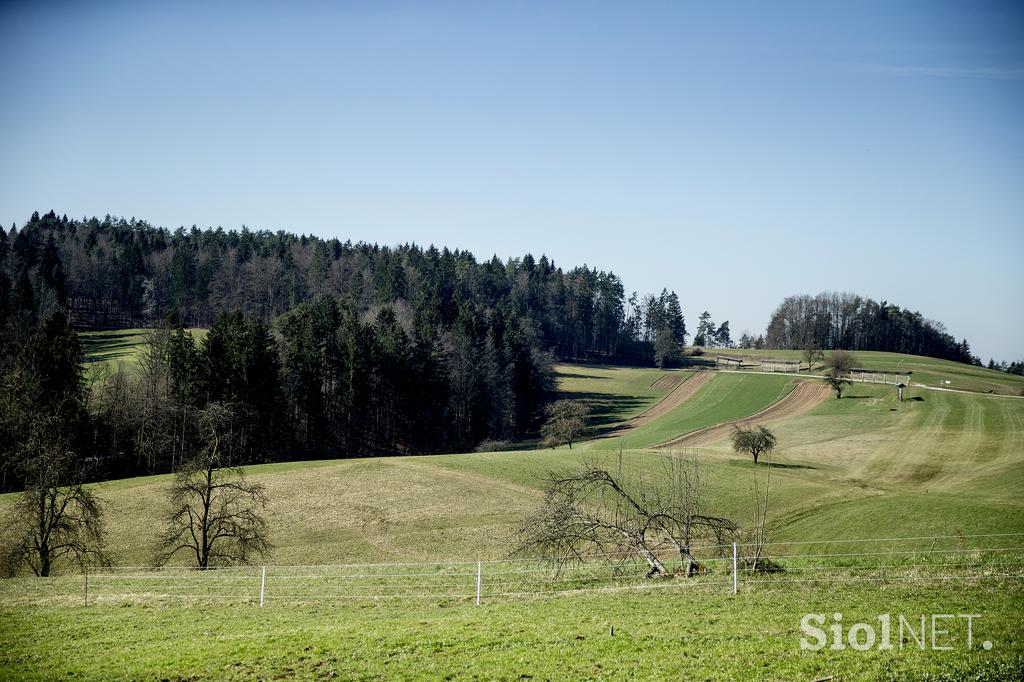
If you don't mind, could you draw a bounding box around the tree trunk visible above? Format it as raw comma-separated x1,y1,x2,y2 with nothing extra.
634,542,667,577
39,547,51,577
668,537,698,577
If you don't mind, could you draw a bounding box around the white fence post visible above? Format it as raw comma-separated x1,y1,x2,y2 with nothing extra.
476,561,482,606
260,565,266,607
732,543,738,595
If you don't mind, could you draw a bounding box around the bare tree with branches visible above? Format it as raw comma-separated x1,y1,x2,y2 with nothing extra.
823,349,857,399
0,423,110,577
153,403,272,569
803,344,824,372
517,451,735,578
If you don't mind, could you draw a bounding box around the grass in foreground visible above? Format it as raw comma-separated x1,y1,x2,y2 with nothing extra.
1,582,1020,680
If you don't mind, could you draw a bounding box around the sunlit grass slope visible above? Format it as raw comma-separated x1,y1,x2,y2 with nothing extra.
80,328,207,372
2,361,1020,569
555,364,800,450
581,372,796,450
553,363,679,435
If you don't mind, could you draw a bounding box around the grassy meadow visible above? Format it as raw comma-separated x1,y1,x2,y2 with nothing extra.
597,372,796,449
12,331,1023,562
707,347,1024,396
553,362,680,435
81,327,207,373
2,584,1021,680
2,331,1022,679
10,371,1014,568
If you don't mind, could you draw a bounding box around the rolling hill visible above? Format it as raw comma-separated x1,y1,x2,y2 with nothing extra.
4,338,1021,566
3,334,1023,679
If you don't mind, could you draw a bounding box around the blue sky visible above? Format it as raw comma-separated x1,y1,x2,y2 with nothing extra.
1,1,1022,360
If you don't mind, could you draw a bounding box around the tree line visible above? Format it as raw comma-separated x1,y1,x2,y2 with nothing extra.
2,212,1012,493
0,305,553,489
0,210,691,367
764,292,981,364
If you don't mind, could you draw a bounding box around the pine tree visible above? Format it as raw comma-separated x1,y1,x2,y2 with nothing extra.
695,311,715,347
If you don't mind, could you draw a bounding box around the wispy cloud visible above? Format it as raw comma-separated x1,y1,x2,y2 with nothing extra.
864,64,1024,81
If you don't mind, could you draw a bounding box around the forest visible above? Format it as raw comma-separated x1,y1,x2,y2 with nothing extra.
0,211,692,362
0,211,690,488
763,292,981,364
0,211,1005,491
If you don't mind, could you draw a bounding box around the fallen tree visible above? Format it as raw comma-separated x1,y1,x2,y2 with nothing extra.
517,451,736,578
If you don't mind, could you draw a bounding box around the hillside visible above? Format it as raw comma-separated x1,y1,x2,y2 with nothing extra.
4,349,1024,681
703,347,1024,396
4,353,1021,567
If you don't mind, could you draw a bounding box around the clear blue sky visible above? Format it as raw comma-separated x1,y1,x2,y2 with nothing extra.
1,1,1022,360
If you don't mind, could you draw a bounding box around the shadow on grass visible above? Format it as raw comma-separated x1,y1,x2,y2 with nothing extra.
556,372,609,381
560,390,651,437
726,459,818,471
81,332,143,363
676,357,716,369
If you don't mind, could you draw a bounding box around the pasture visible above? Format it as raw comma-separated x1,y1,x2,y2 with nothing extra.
3,335,1024,679
709,347,1024,396
9,371,1015,569
7,342,1024,562
2,582,1021,680
81,327,207,373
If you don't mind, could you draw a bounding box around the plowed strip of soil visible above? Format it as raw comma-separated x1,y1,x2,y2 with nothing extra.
602,372,713,438
651,372,689,390
656,380,831,448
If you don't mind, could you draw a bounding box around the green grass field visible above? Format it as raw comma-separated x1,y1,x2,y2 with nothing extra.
587,372,796,450
709,347,1024,396
2,583,1021,680
81,328,207,373
4,333,1023,679
553,363,679,435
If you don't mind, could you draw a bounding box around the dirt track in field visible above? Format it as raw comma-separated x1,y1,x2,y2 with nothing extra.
602,371,713,438
655,379,831,448
651,372,691,390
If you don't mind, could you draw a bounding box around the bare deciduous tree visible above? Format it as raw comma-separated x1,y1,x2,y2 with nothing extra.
154,403,272,569
824,349,857,398
517,451,735,578
746,443,774,571
0,426,110,577
803,344,824,372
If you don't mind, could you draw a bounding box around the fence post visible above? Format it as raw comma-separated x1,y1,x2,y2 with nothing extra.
476,561,482,606
260,566,266,608
732,542,738,595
